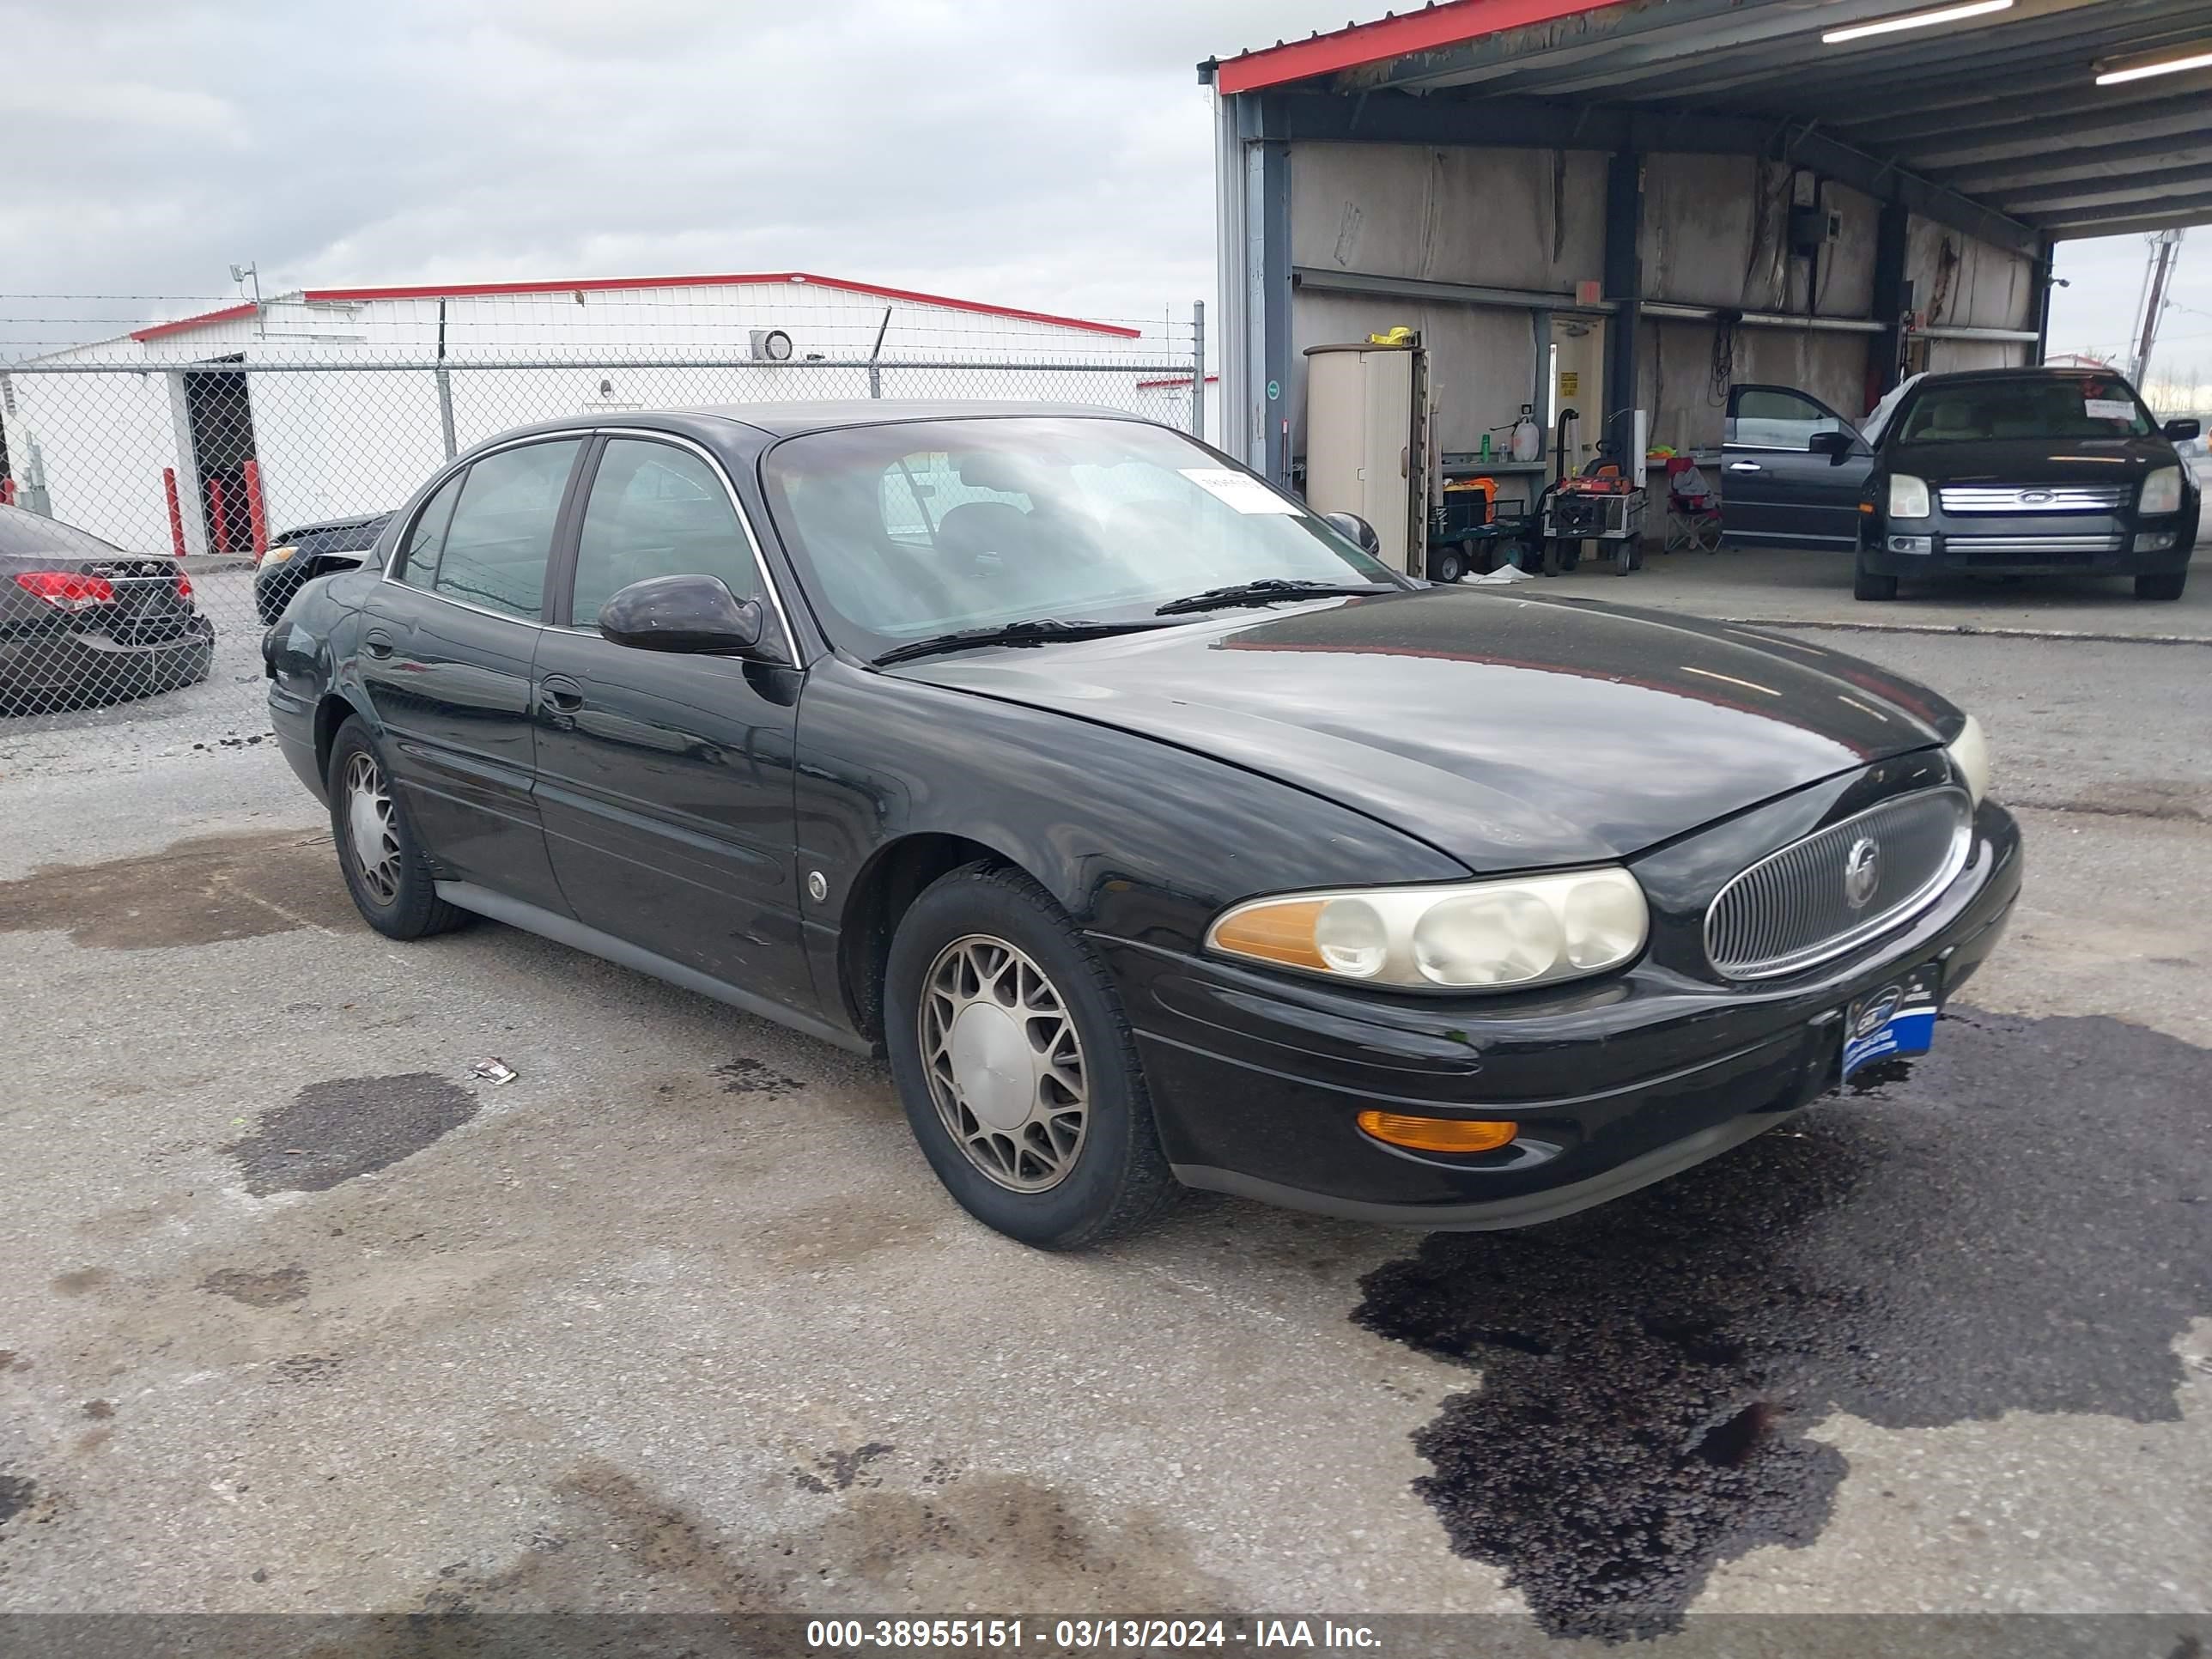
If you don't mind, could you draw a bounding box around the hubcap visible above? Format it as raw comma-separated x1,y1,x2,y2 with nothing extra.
343,750,401,904
919,935,1089,1192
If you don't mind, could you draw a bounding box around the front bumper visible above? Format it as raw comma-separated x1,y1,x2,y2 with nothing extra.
1862,508,2194,576
1107,799,2021,1229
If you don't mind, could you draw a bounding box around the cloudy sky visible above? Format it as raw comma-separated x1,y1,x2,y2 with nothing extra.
8,0,2205,389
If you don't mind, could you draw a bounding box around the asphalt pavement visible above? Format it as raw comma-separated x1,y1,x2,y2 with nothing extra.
0,565,2207,1651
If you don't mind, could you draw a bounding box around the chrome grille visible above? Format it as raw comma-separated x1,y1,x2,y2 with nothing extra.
1950,533,2124,558
1938,483,2129,514
1705,788,1972,981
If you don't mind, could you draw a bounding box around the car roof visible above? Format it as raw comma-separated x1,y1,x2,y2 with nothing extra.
274,511,393,538
1915,367,2133,389
462,401,1154,452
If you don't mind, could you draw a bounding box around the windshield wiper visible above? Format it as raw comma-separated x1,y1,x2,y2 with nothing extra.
872,617,1172,667
1152,578,1394,617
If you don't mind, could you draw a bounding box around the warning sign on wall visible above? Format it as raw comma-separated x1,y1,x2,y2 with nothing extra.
1559,371,1580,398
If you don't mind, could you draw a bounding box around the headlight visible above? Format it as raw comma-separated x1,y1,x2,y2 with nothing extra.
1206,868,1648,992
1887,475,1930,519
1948,714,1990,806
2140,465,2183,516
261,544,298,566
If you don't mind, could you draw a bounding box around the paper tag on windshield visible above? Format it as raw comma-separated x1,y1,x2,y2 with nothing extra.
2084,398,2133,421
1181,468,1299,514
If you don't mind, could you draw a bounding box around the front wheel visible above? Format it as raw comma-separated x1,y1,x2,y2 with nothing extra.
326,719,466,940
1854,562,1899,600
2136,569,2187,601
1429,545,1468,584
884,864,1176,1249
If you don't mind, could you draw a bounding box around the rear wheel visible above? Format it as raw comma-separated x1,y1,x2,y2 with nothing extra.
2136,569,2187,601
885,863,1176,1249
1854,562,1899,601
1429,545,1468,584
326,719,465,940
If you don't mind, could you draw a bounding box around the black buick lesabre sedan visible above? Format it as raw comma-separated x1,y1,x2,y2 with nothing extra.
265,404,2021,1249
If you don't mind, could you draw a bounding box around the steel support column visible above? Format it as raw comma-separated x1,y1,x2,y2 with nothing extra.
1241,95,1294,485
1871,198,1911,400
1601,147,1643,465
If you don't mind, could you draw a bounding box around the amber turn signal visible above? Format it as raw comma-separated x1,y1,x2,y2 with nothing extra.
1356,1110,1517,1153
1208,897,1329,970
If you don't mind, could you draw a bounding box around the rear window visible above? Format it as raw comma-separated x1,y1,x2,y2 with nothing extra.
1895,378,2154,443
0,507,125,559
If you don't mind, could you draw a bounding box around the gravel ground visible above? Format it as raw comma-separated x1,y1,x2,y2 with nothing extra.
0,563,2207,1651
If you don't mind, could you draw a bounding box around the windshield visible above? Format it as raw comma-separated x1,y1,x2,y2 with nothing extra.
0,507,124,559
1893,376,2154,444
760,417,1397,659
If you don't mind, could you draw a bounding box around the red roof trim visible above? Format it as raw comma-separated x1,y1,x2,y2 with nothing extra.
1214,0,1630,94
296,271,1142,338
131,302,258,343
1135,374,1221,389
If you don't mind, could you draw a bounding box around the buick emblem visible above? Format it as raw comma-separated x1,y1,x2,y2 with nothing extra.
2021,489,2054,506
1843,836,1881,910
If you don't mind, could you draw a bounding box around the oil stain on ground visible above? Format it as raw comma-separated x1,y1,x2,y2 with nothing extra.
1354,1009,2212,1639
199,1266,309,1307
222,1073,477,1195
0,830,357,951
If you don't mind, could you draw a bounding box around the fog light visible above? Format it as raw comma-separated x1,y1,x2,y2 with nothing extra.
2135,529,2178,553
1887,534,1933,555
1356,1110,1517,1153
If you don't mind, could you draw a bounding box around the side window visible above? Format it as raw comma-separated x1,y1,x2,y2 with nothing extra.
570,440,758,624
395,471,466,589
433,439,582,621
1728,387,1851,452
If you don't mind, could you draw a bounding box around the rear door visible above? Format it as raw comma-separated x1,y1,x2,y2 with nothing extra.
1720,384,1873,548
356,437,585,915
529,434,813,1010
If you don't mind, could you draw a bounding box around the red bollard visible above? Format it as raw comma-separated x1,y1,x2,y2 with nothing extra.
162,468,186,558
0,477,15,507
244,458,269,558
209,475,229,556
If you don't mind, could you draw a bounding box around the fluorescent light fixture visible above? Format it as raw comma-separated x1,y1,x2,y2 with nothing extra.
1821,0,2012,45
2094,43,2212,84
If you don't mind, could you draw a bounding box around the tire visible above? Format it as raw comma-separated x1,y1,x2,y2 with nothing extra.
1429,546,1468,584
2136,569,2187,601
1854,562,1899,601
884,862,1177,1249
326,718,466,940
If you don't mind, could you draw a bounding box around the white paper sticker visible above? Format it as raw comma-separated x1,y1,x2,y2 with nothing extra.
2084,398,2133,422
1180,467,1300,514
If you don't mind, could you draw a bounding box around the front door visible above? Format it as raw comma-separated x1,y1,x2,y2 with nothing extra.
357,436,584,915
530,435,813,1012
1720,384,1874,548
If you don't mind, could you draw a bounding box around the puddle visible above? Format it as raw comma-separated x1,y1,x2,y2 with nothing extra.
222,1073,478,1195
0,830,356,950
1354,1009,2212,1638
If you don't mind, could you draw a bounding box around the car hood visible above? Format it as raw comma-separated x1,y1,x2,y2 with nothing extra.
1885,433,2178,484
891,588,1962,871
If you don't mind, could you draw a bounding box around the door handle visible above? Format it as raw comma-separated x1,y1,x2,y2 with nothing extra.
539,676,585,714
1726,461,1764,474
362,629,394,659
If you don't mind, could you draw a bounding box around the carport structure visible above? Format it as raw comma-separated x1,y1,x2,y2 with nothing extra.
1203,0,2212,486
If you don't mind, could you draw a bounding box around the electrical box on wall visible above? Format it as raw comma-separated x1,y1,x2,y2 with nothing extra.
1788,205,1843,256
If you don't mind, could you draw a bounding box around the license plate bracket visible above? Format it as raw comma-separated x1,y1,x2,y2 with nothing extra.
1842,963,1942,1082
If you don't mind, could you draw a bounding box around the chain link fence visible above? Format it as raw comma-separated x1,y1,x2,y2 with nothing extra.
0,286,1206,734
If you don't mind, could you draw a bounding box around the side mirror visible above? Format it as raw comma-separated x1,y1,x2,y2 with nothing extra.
2163,417,2202,442
1323,511,1381,555
1808,429,1856,464
598,574,768,656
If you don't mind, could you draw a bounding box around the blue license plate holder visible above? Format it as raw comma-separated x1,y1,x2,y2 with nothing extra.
1842,964,1942,1081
